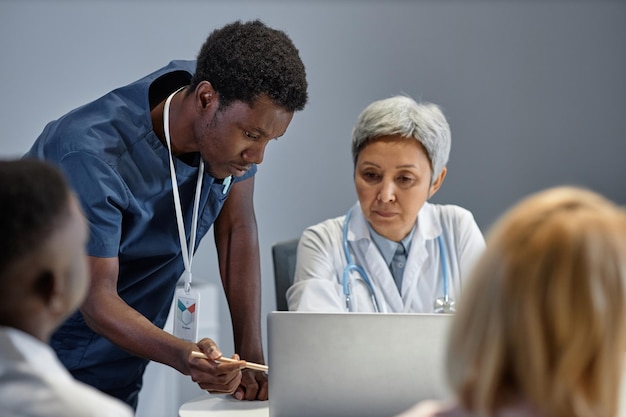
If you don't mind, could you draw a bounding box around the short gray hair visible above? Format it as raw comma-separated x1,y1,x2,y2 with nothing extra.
351,95,451,183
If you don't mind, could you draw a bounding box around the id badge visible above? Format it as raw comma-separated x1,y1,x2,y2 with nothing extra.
173,287,200,342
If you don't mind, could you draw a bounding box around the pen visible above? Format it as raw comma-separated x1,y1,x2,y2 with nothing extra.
190,350,269,373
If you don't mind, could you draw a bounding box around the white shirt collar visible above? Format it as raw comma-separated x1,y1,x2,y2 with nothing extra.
4,326,74,382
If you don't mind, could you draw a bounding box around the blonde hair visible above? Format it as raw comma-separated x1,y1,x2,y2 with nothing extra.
446,186,626,417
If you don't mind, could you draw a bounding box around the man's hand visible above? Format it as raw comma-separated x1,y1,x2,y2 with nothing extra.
189,338,245,394
232,368,268,401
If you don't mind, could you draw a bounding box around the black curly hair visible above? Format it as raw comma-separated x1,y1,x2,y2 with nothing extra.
189,20,308,112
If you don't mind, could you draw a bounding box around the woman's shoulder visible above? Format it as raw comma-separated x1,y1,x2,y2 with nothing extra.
302,214,346,240
397,400,546,417
423,203,481,236
427,202,475,220
395,400,470,417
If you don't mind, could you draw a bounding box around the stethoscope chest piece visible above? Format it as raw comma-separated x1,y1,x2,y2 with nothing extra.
434,296,456,314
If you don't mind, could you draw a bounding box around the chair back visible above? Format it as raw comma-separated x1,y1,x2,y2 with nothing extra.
271,238,300,311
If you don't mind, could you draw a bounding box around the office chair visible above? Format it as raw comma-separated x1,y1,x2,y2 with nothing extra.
271,238,300,311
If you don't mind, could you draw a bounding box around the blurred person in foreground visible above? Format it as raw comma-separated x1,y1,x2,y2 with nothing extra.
0,159,133,417
396,185,626,417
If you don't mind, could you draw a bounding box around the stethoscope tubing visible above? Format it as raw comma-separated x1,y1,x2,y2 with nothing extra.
342,207,450,312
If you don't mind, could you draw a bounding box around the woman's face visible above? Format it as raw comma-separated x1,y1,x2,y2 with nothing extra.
354,135,446,242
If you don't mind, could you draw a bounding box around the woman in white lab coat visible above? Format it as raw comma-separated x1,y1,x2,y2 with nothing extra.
286,95,485,313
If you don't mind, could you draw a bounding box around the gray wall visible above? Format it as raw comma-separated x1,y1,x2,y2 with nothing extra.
2,0,625,368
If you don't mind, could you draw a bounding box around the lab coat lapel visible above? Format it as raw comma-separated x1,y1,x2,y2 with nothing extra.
349,204,404,312
402,203,442,313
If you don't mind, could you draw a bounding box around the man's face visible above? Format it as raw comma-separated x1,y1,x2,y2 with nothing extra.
195,95,293,179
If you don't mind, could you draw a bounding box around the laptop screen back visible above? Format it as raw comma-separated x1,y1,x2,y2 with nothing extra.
267,311,453,417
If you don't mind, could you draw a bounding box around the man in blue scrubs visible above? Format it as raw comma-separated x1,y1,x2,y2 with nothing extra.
24,20,308,409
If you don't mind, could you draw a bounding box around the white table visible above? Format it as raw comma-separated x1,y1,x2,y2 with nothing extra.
180,370,626,417
179,394,269,417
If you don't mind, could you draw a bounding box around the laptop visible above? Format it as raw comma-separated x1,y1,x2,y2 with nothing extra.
267,311,453,417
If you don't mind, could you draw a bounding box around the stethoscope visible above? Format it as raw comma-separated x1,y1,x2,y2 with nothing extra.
342,207,455,314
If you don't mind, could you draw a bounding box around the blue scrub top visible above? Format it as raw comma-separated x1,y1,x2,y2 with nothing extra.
25,60,257,400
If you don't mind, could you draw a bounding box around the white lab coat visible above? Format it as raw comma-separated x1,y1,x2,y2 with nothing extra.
286,201,486,313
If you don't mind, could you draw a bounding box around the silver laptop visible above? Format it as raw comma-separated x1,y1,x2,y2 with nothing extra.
267,311,453,417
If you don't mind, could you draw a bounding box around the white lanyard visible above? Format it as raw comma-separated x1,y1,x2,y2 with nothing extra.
163,87,204,294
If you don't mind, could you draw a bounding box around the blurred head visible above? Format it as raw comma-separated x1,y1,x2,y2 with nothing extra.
352,96,450,241
0,159,89,342
446,186,626,417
